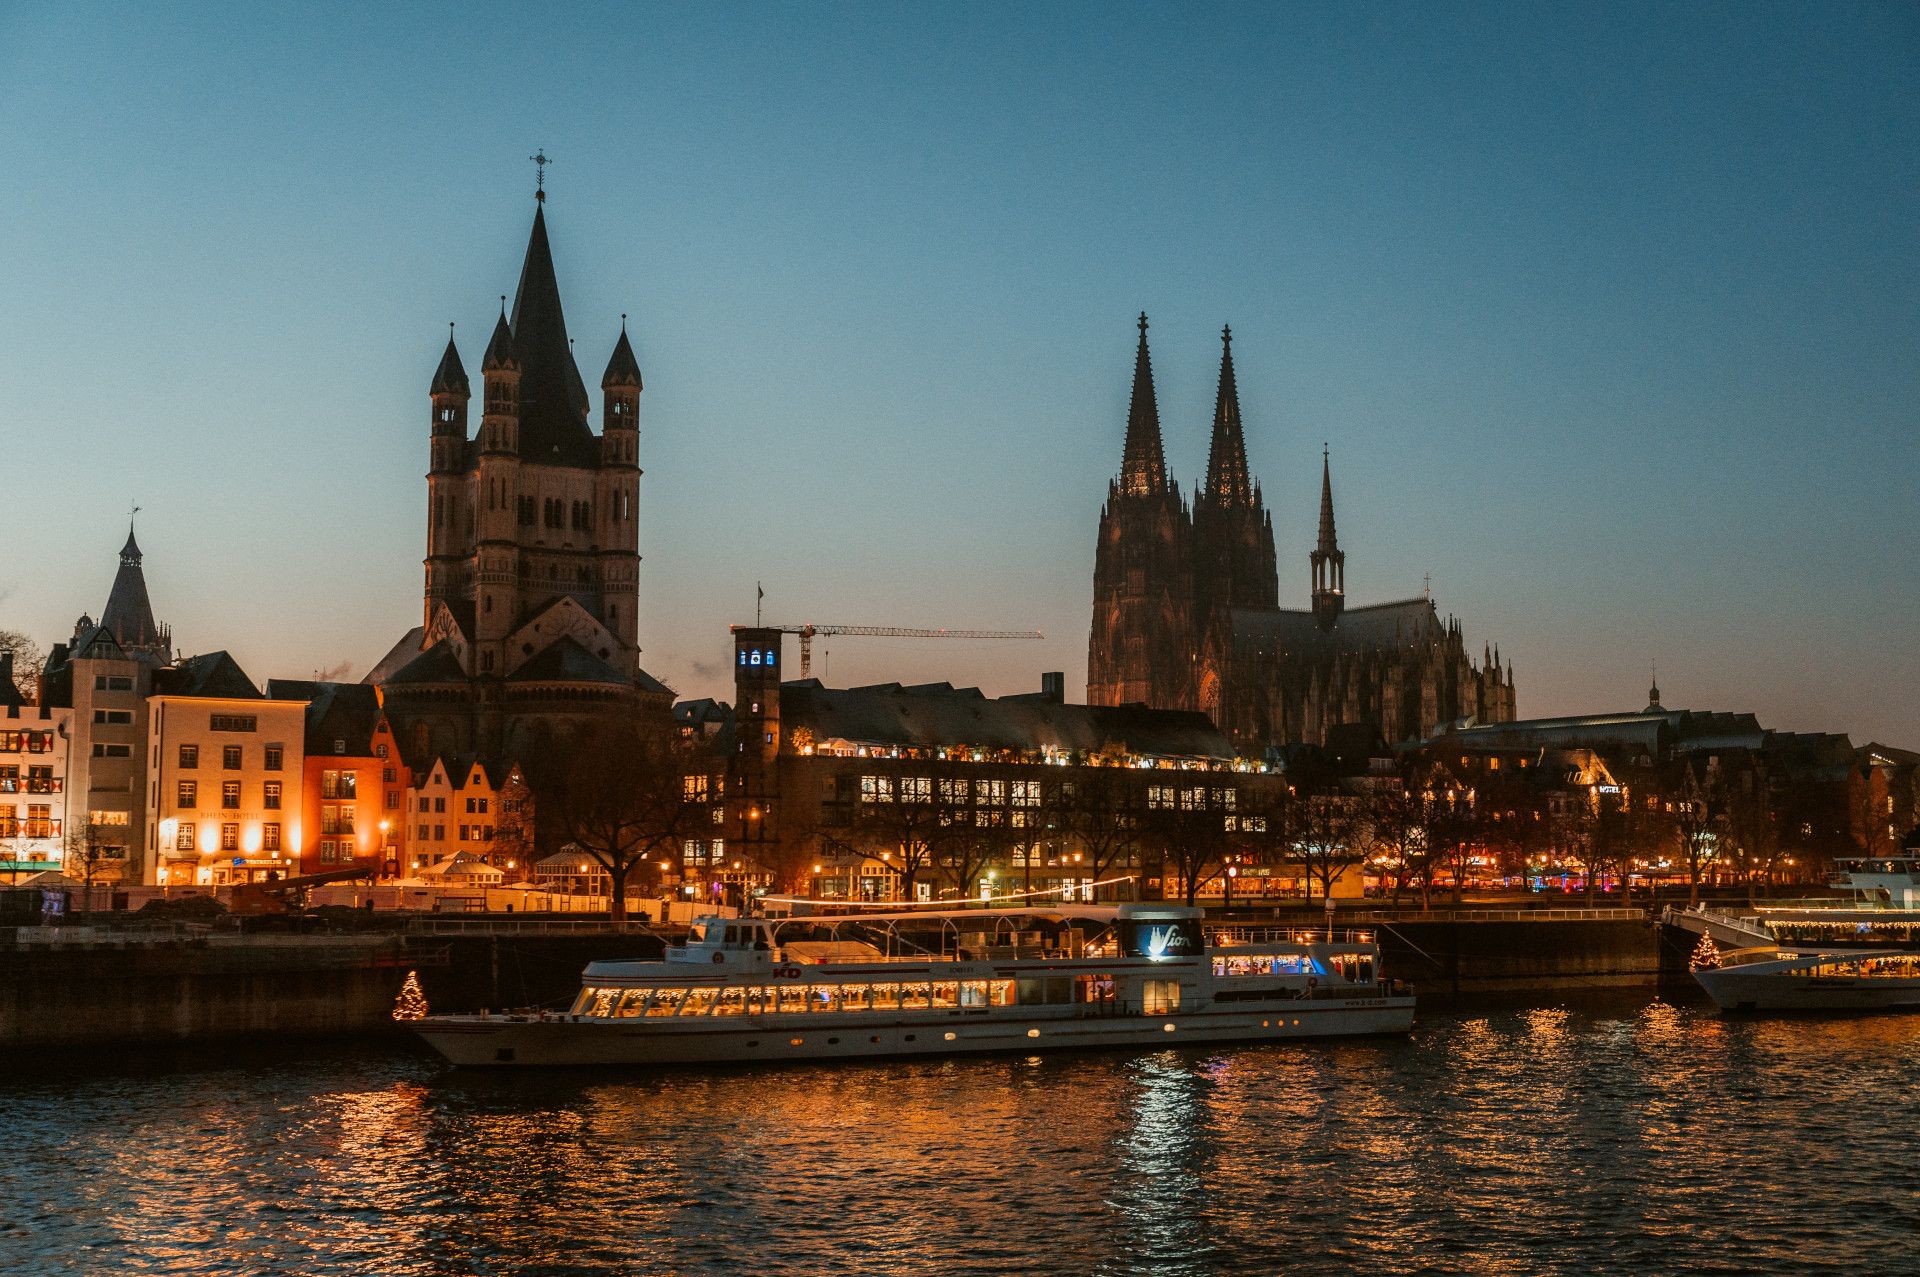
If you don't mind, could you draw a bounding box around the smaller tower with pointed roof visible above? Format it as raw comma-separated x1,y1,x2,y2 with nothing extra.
1309,447,1345,630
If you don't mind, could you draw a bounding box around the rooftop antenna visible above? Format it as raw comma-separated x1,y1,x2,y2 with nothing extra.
1423,572,1431,600
756,582,764,627
530,149,551,203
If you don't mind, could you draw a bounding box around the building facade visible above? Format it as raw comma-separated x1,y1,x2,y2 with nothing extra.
373,192,670,768
1088,318,1517,751
267,680,408,877
145,653,307,886
0,659,71,875
402,755,532,879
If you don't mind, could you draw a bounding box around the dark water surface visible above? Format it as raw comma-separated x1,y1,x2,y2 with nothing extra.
4,991,1917,1276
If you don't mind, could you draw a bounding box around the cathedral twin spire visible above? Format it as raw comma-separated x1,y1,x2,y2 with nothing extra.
1201,325,1255,510
1119,313,1170,497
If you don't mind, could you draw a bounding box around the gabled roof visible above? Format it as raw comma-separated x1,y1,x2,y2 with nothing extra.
779,680,1235,760
363,627,426,685
384,642,471,687
158,651,262,700
266,679,385,755
507,636,630,686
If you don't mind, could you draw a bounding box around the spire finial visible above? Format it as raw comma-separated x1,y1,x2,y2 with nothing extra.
620,312,627,331
530,149,550,203
499,294,507,317
1138,311,1149,337
1221,323,1231,344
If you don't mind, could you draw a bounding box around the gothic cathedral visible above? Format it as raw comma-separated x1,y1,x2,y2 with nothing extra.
1088,317,1516,752
373,193,671,765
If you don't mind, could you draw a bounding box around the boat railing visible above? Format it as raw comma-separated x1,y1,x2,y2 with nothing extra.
1209,926,1379,947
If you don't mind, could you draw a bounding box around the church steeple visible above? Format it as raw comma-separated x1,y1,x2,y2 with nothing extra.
1202,325,1253,508
507,202,593,462
1119,313,1169,497
1310,446,1345,629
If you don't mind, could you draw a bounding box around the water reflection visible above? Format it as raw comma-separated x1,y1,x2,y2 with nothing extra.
2,998,1915,1276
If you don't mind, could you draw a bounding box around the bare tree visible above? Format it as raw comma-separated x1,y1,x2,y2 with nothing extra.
1296,785,1367,906
1723,784,1784,904
0,631,44,705
527,714,707,920
1674,765,1720,904
1060,767,1147,900
1365,785,1426,904
1142,794,1238,908
1420,782,1481,906
63,820,115,914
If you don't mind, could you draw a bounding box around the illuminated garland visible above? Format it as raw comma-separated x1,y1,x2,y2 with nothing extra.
1689,934,1720,972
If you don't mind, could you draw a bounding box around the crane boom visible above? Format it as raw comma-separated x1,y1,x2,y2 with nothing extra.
750,622,1044,679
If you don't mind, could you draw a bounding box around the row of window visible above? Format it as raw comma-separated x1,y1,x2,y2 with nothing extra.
0,766,58,794
0,805,56,839
1147,785,1238,811
416,795,490,814
414,823,495,842
176,780,282,810
177,744,282,770
682,838,728,864
0,732,55,754
575,978,1034,1019
175,822,282,853
858,776,1045,807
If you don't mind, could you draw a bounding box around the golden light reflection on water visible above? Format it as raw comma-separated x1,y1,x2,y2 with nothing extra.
4,1000,1917,1276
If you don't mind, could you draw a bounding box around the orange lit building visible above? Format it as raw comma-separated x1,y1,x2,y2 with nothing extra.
404,755,532,879
268,681,408,878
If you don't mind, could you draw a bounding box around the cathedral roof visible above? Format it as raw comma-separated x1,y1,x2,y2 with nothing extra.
602,323,642,390
363,627,427,685
432,333,470,395
507,204,597,466
1231,597,1441,656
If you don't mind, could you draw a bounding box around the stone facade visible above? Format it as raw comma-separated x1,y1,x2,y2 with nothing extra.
1088,318,1516,751
374,195,670,768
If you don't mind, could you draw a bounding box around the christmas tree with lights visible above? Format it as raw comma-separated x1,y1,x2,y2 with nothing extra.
1689,933,1721,972
392,970,429,1021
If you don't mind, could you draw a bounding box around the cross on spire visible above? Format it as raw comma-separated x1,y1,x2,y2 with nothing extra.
530,149,551,202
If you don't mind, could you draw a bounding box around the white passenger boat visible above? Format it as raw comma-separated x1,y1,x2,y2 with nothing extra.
1693,947,1920,1013
414,903,1416,1066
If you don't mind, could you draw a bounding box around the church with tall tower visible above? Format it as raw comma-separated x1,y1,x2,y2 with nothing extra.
373,181,670,765
1088,316,1516,752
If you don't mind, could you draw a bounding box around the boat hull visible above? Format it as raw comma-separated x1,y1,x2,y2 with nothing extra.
416,997,1416,1067
1693,969,1920,1013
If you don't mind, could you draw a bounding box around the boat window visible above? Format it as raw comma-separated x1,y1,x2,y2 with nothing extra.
682,988,718,1016
869,983,900,1009
1253,956,1275,975
959,980,991,1008
588,988,618,1018
899,982,930,1009
814,986,844,1012
714,987,747,1017
1015,976,1072,1005
778,985,810,1014
687,924,707,943
613,989,649,1018
990,979,1015,1006
571,988,597,1015
1075,974,1116,1005
645,989,686,1017
931,981,960,1009
1142,979,1181,1015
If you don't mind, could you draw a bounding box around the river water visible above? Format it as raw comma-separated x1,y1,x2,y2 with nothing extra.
3,990,1915,1276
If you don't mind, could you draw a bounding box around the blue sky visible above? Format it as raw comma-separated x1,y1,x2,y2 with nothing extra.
2,2,1915,743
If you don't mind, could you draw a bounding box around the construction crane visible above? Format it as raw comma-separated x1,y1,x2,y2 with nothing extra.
755,623,1044,680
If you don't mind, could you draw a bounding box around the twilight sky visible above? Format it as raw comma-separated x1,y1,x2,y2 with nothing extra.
2,3,1915,744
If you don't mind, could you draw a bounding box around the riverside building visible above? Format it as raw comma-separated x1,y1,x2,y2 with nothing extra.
706,627,1285,905
0,656,71,874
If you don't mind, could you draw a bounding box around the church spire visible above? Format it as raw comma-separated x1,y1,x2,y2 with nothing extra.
1119,313,1168,497
1310,446,1345,629
1202,324,1253,508
507,201,593,461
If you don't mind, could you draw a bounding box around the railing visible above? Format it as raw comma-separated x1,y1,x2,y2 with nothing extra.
404,917,662,936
